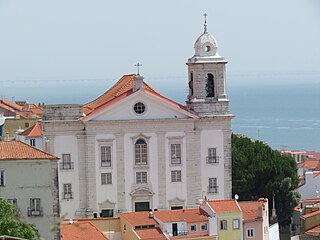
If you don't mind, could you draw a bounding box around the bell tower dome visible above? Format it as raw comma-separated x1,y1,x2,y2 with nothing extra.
186,15,229,116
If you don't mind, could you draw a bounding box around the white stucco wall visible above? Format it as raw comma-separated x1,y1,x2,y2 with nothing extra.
297,171,320,199
54,135,80,218
200,130,225,199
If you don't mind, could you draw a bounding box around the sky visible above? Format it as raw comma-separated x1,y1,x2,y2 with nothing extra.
0,0,319,99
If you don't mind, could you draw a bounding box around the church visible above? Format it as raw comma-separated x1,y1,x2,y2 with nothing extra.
42,19,233,218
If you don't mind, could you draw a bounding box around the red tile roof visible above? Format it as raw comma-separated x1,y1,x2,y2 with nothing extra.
83,74,192,117
0,141,58,160
239,201,264,221
297,158,320,170
134,228,166,240
154,208,207,223
207,200,241,213
301,209,320,220
0,100,42,119
19,123,42,138
305,225,320,235
121,211,158,226
304,151,320,160
61,222,109,240
300,198,320,204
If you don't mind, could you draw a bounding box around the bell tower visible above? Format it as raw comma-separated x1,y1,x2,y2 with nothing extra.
186,15,229,116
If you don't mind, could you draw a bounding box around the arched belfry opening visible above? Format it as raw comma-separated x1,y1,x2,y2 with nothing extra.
206,73,214,97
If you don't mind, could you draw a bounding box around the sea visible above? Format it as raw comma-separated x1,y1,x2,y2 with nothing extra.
1,76,319,151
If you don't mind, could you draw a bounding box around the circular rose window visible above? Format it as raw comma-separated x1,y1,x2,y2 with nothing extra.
134,102,146,115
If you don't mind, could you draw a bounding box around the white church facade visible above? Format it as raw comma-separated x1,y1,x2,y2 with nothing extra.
42,20,233,218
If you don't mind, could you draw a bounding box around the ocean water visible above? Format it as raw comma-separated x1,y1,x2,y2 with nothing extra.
1,78,319,151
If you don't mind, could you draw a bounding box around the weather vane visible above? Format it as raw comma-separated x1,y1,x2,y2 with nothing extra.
134,62,142,75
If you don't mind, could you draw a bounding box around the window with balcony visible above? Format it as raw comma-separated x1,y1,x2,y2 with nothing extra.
170,143,181,164
220,220,227,230
206,148,219,163
101,173,112,185
28,198,42,216
136,172,147,184
171,170,182,182
62,183,73,199
60,154,74,170
135,139,147,165
100,146,112,167
208,178,218,193
0,169,5,186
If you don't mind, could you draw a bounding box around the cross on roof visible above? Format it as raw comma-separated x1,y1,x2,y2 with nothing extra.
204,13,208,33
134,62,142,75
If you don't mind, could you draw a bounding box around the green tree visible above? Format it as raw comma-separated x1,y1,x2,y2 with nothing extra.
0,198,39,239
232,134,300,227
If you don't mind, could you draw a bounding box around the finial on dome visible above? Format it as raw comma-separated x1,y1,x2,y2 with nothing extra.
203,13,208,33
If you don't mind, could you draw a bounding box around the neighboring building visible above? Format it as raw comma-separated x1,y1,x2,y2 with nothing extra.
200,199,242,240
297,171,320,200
0,100,43,139
42,20,233,217
280,150,308,163
16,123,43,149
0,141,59,240
61,221,109,240
239,198,269,240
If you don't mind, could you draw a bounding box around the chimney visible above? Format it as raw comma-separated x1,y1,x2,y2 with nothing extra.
258,206,263,218
148,210,154,218
133,74,144,92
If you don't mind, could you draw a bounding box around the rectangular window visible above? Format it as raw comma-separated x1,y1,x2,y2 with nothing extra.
60,154,73,170
29,198,42,216
208,178,218,193
7,199,18,209
207,148,218,163
220,220,227,230
30,139,36,146
233,219,240,229
190,224,197,232
136,172,147,184
0,169,5,186
170,144,181,164
135,140,147,165
63,184,73,199
100,209,114,217
101,173,112,185
101,146,112,167
171,170,182,182
201,223,208,231
247,228,254,237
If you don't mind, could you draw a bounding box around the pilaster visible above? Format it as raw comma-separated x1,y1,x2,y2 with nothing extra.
115,133,126,212
223,127,232,199
186,130,201,207
157,131,166,209
76,134,88,212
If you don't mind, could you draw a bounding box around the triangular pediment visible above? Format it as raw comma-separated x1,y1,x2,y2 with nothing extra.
83,90,198,122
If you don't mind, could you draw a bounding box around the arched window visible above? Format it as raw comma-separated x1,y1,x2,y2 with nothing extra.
135,139,147,165
206,73,215,97
189,71,194,96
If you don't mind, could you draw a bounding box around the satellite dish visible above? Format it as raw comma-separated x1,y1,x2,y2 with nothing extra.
0,115,5,126
234,194,239,200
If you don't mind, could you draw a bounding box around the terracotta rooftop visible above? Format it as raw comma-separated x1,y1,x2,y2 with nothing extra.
61,222,109,240
154,208,208,223
297,158,320,170
239,201,264,221
0,100,42,119
305,225,320,235
134,228,166,240
304,151,320,160
301,209,320,220
121,211,158,226
19,123,42,138
83,74,190,117
0,141,58,160
207,199,241,213
300,198,320,204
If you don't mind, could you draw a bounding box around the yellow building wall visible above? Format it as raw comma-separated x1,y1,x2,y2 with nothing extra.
217,212,242,240
119,217,140,240
2,118,38,137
